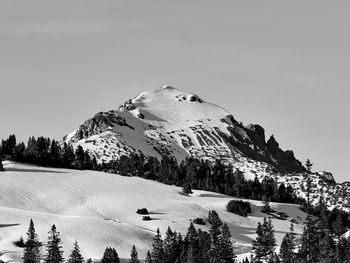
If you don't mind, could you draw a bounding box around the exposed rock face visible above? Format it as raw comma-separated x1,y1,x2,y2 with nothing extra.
316,171,336,184
68,111,134,143
63,86,305,175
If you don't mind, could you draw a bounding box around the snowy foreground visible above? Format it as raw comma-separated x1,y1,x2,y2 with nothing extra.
0,161,305,262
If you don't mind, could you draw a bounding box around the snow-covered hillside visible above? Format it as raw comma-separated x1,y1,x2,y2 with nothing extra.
0,161,305,262
64,86,304,177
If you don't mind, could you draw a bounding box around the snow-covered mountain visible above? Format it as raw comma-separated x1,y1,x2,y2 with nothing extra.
63,86,350,212
63,85,304,178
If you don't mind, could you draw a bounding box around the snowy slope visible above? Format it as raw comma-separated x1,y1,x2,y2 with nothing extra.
64,86,304,177
0,161,305,262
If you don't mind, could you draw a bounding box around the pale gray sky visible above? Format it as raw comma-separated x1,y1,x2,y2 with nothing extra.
1,0,349,181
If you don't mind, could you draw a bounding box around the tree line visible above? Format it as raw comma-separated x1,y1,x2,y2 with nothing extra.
0,134,299,204
1,134,350,233
19,210,236,263
0,135,99,170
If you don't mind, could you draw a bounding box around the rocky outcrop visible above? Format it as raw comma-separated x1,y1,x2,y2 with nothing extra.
72,111,134,142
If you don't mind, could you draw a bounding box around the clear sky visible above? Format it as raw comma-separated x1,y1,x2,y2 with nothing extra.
1,0,349,181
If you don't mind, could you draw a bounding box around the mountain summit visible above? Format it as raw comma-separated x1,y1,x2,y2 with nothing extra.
63,86,304,177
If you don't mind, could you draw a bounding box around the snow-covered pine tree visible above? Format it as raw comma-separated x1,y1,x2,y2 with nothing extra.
129,245,140,263
23,219,41,263
44,224,64,263
67,240,84,263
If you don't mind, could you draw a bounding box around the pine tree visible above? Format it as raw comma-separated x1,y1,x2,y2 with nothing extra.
129,245,140,263
219,223,236,263
163,227,180,263
67,240,84,263
252,218,276,262
280,234,292,263
101,247,120,263
318,234,335,263
23,219,41,263
182,183,193,195
151,228,164,263
45,224,64,263
305,159,313,174
145,250,153,263
0,159,4,171
208,210,223,227
209,213,222,263
252,222,265,261
262,198,272,214
280,223,296,263
332,214,346,236
197,229,210,263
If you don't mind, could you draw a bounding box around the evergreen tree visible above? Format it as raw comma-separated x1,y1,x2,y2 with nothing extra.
151,228,164,263
145,250,153,263
184,222,202,263
74,146,85,170
318,234,335,263
280,223,296,263
0,159,4,171
182,183,193,195
261,198,272,214
45,224,64,263
209,213,222,263
197,229,211,263
129,245,140,263
278,183,287,203
101,247,120,263
67,240,84,263
252,218,276,262
219,223,236,263
305,159,313,174
332,214,346,237
23,219,41,263
163,227,180,263
280,234,292,263
208,210,223,228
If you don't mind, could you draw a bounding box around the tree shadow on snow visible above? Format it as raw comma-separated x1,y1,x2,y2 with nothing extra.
148,212,166,215
0,224,20,228
5,167,66,174
197,193,230,198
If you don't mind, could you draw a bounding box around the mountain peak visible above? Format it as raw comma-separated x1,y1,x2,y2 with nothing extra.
64,86,305,176
132,86,205,105
160,84,175,90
